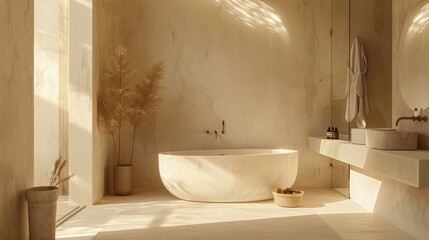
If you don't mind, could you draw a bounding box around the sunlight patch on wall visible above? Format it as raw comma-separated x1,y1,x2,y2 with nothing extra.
34,41,59,104
214,0,288,37
34,0,61,187
410,3,429,34
73,0,92,9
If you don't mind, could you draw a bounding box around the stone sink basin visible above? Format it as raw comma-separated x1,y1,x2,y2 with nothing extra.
365,129,417,150
351,128,395,145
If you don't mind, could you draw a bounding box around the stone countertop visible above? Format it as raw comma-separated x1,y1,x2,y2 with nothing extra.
308,136,429,188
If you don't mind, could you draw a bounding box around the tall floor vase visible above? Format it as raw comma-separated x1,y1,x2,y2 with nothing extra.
26,186,59,240
113,165,134,196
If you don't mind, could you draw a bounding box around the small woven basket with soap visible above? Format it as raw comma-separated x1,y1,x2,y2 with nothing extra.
272,187,304,208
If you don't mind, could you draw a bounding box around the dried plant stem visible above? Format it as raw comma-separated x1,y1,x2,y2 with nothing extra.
118,111,122,165
54,174,75,187
98,45,164,167
118,59,123,166
111,131,119,165
50,157,74,187
129,123,138,165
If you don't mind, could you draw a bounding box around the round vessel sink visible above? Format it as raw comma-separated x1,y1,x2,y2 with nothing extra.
365,129,417,150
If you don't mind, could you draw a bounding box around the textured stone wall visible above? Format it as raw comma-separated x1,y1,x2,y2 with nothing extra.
111,0,333,189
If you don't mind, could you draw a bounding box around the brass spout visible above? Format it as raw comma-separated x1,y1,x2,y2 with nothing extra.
395,116,428,126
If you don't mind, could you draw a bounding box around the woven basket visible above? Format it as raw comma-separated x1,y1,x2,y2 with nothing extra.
272,189,304,208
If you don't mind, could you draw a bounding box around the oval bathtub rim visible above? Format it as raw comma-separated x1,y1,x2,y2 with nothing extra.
158,148,298,157
158,148,299,202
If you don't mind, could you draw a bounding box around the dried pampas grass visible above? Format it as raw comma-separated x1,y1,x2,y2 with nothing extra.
98,45,164,166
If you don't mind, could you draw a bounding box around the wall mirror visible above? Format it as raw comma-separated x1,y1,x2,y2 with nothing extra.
399,0,429,110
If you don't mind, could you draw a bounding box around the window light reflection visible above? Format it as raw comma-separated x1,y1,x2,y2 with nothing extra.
214,0,288,36
409,3,429,34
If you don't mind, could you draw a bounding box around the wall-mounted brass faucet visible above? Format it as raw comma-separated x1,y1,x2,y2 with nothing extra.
214,130,220,139
206,120,226,139
395,116,427,126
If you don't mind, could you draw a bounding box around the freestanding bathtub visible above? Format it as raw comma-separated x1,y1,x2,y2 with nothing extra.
159,149,298,202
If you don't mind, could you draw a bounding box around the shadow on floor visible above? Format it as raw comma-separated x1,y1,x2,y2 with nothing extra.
93,215,342,240
95,188,347,209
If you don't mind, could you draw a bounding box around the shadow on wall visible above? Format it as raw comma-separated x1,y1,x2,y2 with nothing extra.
351,168,429,240
372,178,429,240
34,95,60,186
33,96,109,204
34,0,61,188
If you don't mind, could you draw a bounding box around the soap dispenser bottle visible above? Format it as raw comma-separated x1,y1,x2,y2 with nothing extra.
326,127,332,139
334,127,339,139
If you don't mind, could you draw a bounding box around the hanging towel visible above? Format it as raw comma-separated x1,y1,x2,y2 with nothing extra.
345,37,369,128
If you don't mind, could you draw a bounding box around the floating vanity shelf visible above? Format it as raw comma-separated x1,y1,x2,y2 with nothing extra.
308,136,429,188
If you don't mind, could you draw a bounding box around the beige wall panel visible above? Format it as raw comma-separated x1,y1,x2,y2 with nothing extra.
0,0,34,239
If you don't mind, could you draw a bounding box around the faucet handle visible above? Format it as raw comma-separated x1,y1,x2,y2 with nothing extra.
214,130,219,139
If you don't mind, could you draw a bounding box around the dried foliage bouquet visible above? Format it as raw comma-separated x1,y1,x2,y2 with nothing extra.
98,45,164,166
50,156,74,187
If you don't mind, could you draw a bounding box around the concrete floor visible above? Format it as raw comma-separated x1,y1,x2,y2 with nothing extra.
57,196,85,228
56,188,413,240
57,196,75,222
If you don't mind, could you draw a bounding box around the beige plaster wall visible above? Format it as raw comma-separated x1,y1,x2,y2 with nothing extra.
350,0,392,127
349,0,392,128
63,0,114,204
67,0,114,204
331,0,350,135
111,0,333,189
59,0,70,194
349,1,429,239
34,0,60,187
351,167,429,240
331,0,392,196
68,0,96,205
93,0,115,202
0,0,34,239
332,0,392,132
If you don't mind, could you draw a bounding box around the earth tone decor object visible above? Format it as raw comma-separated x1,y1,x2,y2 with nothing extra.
26,186,59,240
273,189,304,208
98,45,164,196
113,165,134,196
351,128,395,145
365,130,417,150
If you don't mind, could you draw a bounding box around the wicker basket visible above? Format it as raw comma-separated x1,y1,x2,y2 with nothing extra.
272,189,304,208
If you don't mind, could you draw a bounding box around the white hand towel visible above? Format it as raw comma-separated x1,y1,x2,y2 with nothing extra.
345,37,369,128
